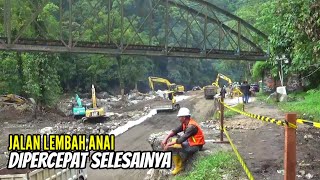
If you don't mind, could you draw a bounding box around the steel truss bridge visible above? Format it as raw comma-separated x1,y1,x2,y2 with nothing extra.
1,0,269,60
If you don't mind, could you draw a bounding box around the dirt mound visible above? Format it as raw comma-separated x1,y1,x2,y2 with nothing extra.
0,106,32,122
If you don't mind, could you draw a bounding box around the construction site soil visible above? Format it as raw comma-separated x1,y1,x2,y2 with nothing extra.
0,91,319,180
225,101,320,180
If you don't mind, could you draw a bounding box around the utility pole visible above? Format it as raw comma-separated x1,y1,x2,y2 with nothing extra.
276,55,289,87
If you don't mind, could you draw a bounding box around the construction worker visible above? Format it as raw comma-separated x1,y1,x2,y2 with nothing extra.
161,107,205,175
240,80,250,103
220,85,227,98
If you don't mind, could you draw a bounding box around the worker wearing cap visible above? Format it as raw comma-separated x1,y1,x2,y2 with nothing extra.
161,107,205,175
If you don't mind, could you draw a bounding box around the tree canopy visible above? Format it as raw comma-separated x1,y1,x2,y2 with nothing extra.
1,0,319,106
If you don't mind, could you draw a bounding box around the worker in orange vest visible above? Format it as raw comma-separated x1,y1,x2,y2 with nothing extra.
161,107,205,175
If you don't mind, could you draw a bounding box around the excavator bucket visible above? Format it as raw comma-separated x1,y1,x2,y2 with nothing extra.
152,91,180,112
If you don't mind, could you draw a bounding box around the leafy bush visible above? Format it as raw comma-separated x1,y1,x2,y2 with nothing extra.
252,62,269,81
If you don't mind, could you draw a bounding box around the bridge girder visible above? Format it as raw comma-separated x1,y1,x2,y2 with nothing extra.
0,0,269,60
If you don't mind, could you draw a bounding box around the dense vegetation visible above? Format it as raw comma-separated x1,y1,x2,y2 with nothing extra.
243,0,320,88
0,0,319,106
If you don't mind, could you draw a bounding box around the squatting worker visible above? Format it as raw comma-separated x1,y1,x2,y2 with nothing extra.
161,107,205,175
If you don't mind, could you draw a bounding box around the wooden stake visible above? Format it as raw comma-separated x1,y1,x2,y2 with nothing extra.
284,113,297,180
220,96,224,142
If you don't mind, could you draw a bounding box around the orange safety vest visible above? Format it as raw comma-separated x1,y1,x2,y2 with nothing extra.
182,118,205,146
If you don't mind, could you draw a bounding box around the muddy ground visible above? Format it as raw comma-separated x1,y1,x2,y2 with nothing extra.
224,101,320,180
1,91,319,180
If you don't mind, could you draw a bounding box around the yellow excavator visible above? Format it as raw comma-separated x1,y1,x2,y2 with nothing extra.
212,73,232,87
148,77,180,112
212,73,242,98
82,85,106,122
148,76,184,95
153,90,180,112
0,94,26,104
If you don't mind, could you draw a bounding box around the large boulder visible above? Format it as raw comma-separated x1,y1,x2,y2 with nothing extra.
267,92,279,102
145,132,211,180
145,131,174,180
276,86,288,102
96,92,110,99
148,131,171,151
128,90,149,101
56,100,74,117
279,94,288,102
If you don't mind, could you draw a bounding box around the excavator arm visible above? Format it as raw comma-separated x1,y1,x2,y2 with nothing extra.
148,77,154,91
213,75,220,86
219,74,232,84
148,76,185,94
212,73,233,86
83,84,105,121
91,85,97,108
148,76,172,91
75,94,82,107
72,94,86,117
213,73,244,98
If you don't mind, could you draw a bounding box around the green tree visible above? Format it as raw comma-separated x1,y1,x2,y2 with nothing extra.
23,53,61,106
0,52,22,94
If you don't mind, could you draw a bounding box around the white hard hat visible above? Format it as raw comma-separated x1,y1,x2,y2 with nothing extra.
177,107,191,117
